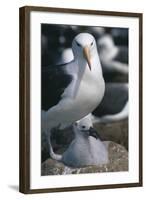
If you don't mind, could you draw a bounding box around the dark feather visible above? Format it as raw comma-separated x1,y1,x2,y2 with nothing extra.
41,64,72,111
93,83,128,116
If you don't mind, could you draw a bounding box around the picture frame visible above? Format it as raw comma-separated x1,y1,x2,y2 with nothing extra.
19,6,143,194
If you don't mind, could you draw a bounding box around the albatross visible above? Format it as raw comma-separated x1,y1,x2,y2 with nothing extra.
62,114,109,167
42,33,105,160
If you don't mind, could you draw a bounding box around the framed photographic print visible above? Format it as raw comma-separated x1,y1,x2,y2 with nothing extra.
19,6,143,194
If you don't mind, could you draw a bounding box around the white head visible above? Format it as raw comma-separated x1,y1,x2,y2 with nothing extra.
73,114,98,139
98,34,115,54
72,33,98,71
61,48,74,63
97,34,118,61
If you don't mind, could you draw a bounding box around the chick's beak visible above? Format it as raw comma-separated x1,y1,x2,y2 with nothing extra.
83,46,91,71
89,127,98,139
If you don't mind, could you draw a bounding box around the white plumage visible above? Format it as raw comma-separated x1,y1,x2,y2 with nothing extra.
62,114,109,167
42,33,105,160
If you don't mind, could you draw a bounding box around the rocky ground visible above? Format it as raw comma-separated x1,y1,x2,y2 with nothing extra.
41,141,128,175
41,120,128,175
94,119,128,149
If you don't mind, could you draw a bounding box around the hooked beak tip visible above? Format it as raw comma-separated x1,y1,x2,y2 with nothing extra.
89,127,98,139
88,64,91,71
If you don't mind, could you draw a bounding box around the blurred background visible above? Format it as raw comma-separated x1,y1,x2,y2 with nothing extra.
41,24,129,163
41,24,128,71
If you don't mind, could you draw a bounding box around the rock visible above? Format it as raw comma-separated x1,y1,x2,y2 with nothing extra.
41,141,128,175
94,120,128,149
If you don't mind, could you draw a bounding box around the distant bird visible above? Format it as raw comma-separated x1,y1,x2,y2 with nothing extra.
97,34,128,82
42,33,105,160
92,83,128,123
59,48,74,65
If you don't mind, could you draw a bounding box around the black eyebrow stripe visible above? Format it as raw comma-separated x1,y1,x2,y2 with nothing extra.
76,41,81,46
91,41,94,45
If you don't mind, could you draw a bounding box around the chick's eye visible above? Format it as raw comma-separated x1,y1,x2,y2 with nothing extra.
76,41,81,47
74,122,78,126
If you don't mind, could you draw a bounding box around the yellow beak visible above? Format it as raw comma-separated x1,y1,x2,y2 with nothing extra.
83,46,91,71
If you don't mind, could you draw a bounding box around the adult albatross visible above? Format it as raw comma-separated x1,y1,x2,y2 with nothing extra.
42,33,105,160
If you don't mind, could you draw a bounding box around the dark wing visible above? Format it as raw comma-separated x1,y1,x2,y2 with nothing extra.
41,64,72,111
93,83,128,117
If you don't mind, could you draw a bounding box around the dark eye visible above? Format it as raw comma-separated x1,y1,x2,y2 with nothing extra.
91,41,94,46
76,41,81,47
82,126,86,129
75,122,78,126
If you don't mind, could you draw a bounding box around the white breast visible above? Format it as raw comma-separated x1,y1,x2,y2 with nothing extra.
75,66,105,108
62,135,108,167
45,62,105,127
75,63,104,109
